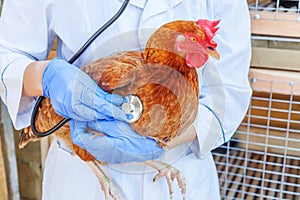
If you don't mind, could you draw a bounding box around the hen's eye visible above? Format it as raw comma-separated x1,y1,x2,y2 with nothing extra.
190,37,197,42
208,46,214,51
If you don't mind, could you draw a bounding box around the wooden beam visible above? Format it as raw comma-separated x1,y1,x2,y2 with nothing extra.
236,126,300,157
249,68,300,95
250,11,300,38
251,47,300,72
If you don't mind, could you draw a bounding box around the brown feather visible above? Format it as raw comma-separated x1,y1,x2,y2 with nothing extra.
20,20,212,160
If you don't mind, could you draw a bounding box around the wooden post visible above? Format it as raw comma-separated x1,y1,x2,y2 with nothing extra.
0,138,8,200
0,102,20,200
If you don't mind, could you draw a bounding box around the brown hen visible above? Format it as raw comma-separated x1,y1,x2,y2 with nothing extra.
20,19,220,200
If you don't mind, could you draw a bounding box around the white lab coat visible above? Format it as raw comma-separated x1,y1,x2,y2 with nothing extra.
0,0,252,199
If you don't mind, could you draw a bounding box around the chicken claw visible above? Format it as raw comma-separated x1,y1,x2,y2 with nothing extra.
87,160,120,200
143,160,186,200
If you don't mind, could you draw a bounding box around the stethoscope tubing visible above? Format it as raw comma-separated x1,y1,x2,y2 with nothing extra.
31,0,130,137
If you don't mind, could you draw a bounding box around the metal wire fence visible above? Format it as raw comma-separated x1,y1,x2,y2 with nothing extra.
213,77,300,199
248,0,300,21
213,3,300,199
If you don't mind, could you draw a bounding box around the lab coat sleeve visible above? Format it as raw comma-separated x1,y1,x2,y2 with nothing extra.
0,0,55,130
191,0,252,158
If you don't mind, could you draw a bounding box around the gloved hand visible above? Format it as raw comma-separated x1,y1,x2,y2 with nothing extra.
70,119,163,164
42,58,125,121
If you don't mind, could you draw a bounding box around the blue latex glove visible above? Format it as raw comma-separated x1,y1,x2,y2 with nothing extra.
42,58,125,121
70,119,163,164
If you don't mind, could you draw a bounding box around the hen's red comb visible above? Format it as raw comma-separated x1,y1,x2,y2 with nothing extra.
197,19,220,47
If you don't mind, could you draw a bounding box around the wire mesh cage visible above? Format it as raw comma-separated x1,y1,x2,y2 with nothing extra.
213,4,300,198
212,71,300,199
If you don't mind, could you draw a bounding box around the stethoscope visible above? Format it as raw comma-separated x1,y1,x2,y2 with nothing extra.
31,0,143,137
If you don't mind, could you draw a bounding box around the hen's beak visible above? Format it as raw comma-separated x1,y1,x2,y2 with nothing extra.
208,50,220,60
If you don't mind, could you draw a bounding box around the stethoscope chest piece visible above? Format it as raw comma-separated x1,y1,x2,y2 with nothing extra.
122,94,143,123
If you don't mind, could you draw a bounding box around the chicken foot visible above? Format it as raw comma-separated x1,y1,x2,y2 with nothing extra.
143,160,186,200
87,160,120,200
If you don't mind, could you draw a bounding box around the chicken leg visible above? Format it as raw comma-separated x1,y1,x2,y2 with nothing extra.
87,160,120,200
143,160,186,200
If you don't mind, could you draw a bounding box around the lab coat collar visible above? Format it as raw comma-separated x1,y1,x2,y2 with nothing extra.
141,0,184,23
118,0,147,8
118,0,184,14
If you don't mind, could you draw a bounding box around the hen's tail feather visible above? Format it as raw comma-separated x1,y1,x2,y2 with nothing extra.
18,127,41,149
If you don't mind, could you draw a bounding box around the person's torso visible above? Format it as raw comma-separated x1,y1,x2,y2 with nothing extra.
51,0,214,65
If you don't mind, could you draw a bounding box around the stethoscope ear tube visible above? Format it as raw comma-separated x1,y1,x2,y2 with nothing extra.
31,0,131,137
